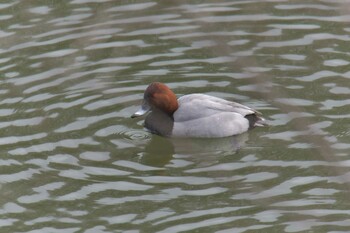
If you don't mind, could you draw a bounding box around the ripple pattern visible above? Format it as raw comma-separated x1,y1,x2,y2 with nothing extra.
0,1,349,233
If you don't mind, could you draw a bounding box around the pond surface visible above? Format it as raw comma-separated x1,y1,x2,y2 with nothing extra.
0,1,350,232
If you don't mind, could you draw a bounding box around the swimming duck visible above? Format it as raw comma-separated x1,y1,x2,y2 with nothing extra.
132,82,266,138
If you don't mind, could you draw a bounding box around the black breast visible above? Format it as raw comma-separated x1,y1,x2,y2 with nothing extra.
145,109,174,137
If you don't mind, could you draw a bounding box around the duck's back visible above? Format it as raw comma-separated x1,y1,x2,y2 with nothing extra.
174,94,256,122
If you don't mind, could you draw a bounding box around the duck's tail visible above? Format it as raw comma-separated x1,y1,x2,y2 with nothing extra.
245,114,268,129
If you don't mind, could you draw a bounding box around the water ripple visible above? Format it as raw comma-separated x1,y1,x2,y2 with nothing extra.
106,2,157,12
0,1,349,232
57,181,153,201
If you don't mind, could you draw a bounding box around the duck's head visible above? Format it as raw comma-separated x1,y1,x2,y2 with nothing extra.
131,82,178,118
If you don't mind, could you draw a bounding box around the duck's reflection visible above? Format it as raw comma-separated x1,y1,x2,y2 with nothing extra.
139,133,249,167
141,135,174,167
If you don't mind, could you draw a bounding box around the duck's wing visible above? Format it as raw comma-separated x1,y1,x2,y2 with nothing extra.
175,94,259,122
199,94,267,127
200,94,261,115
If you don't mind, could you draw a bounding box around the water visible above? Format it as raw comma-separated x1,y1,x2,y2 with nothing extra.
0,1,349,232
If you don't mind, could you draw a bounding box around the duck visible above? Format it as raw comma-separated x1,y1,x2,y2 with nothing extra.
131,82,266,138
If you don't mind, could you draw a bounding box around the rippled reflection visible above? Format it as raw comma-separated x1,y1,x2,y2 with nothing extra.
0,0,349,232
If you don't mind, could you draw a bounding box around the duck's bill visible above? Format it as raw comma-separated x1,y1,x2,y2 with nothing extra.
131,101,150,118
